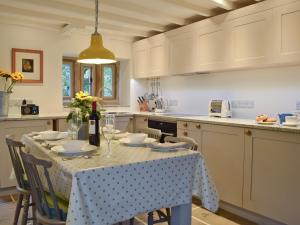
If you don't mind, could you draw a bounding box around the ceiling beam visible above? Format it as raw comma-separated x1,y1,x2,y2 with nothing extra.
161,0,212,17
208,0,235,10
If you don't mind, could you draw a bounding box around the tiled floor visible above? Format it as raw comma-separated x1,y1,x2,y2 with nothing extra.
0,196,256,225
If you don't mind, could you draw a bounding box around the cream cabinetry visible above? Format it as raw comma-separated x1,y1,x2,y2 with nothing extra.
177,121,202,149
115,116,133,132
133,39,149,78
227,10,273,68
0,119,53,188
244,128,300,225
133,116,148,132
273,1,300,64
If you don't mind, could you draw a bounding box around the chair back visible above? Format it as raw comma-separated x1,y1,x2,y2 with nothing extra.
142,127,162,141
19,149,65,222
5,137,28,191
164,136,198,151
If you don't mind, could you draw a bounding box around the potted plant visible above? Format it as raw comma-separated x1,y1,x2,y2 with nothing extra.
67,91,105,139
0,68,24,116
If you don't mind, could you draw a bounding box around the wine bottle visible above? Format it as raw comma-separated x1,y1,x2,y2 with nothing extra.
89,101,100,146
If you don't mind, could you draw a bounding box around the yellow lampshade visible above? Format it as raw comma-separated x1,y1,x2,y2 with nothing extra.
77,33,116,64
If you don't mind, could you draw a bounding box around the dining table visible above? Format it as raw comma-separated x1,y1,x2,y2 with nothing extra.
21,133,219,225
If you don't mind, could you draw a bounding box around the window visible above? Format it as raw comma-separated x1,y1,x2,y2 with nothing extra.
62,57,119,105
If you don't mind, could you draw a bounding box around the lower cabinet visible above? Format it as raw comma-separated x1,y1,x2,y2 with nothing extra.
115,116,133,132
0,120,53,188
200,124,245,207
133,116,148,133
244,129,300,225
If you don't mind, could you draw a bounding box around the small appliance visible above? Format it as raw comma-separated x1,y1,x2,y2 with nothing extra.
21,99,39,115
208,100,231,118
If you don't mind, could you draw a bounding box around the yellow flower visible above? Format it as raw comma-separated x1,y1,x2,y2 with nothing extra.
75,91,93,101
0,68,10,78
11,72,24,81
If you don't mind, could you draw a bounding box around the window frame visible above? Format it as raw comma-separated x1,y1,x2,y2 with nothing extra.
62,58,75,105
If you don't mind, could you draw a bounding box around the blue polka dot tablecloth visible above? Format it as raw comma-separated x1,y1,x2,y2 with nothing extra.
22,135,219,225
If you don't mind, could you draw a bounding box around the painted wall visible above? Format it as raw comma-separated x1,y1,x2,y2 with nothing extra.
0,23,132,115
155,66,300,119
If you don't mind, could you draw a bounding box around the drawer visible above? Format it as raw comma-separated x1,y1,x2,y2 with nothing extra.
177,120,202,131
177,128,202,152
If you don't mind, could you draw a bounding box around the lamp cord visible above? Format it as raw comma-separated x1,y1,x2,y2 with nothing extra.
95,0,99,34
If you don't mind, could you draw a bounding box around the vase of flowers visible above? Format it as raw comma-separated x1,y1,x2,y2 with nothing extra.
67,91,104,140
0,68,24,117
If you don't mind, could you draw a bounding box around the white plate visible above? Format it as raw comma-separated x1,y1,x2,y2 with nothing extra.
119,137,156,147
257,121,277,125
282,122,299,127
51,144,98,156
151,147,178,152
33,132,68,141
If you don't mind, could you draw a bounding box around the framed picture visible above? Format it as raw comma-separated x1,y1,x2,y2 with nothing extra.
12,48,43,83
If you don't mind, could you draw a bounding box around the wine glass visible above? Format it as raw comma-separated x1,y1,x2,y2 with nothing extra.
69,108,83,140
102,114,116,157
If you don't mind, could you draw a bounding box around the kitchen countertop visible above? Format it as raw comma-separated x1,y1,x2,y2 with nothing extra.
134,112,300,134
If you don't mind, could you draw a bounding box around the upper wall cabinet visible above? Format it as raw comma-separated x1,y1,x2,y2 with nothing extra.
227,10,273,68
133,34,169,78
168,31,198,75
273,1,300,64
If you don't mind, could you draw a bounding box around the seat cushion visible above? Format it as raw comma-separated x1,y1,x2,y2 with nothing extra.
43,192,69,221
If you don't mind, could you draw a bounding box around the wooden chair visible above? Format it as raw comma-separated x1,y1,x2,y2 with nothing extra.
164,136,198,151
141,127,162,140
5,137,36,225
148,136,199,225
19,149,68,225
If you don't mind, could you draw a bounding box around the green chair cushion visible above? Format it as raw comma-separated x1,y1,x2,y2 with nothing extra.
43,192,69,221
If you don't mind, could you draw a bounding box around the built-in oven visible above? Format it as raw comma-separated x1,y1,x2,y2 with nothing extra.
148,117,177,143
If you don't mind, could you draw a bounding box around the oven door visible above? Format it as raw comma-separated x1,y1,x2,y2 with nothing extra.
148,119,177,142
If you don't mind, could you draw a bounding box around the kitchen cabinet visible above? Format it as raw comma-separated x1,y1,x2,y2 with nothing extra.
0,120,53,188
244,128,300,225
133,116,148,133
133,39,149,78
168,31,198,75
115,116,133,132
227,10,273,68
273,1,300,64
55,118,68,131
177,121,202,150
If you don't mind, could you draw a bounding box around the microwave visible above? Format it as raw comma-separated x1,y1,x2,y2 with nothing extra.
208,100,231,118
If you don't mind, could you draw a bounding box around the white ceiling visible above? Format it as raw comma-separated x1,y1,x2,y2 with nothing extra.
0,0,262,40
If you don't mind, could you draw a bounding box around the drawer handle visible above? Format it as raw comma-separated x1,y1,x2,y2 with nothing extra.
245,130,252,136
47,121,51,125
183,122,188,128
144,118,148,122
183,131,188,136
196,124,201,129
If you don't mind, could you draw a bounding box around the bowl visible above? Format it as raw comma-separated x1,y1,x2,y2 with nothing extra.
63,140,87,151
40,131,59,140
128,133,147,144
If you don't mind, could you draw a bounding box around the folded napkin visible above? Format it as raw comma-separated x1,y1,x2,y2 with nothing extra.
148,142,188,150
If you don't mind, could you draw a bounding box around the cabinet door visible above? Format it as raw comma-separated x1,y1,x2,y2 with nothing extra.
244,129,300,225
227,10,273,68
149,35,169,76
115,116,133,132
177,129,201,152
133,40,149,78
0,120,53,188
200,124,244,207
168,32,198,75
56,118,68,131
273,1,300,64
134,116,148,132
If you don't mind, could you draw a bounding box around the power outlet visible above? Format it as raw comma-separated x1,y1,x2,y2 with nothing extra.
231,100,255,109
296,101,300,110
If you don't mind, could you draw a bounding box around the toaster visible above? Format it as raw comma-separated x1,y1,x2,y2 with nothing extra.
21,104,39,115
208,100,231,118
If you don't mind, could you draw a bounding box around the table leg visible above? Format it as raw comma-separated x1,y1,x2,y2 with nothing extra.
171,202,192,225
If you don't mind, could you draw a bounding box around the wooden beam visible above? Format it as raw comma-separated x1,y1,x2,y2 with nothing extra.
208,0,235,10
161,0,212,17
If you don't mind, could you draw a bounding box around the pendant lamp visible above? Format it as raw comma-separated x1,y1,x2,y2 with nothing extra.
77,0,116,64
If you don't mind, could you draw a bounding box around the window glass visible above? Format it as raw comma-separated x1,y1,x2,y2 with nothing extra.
62,63,72,97
83,67,92,95
103,66,113,97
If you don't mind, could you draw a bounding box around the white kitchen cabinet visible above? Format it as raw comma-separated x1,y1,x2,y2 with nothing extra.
133,39,149,78
0,120,53,188
227,10,273,68
177,120,202,151
115,116,133,132
273,1,300,64
168,31,198,75
244,128,300,225
133,116,148,133
55,118,68,131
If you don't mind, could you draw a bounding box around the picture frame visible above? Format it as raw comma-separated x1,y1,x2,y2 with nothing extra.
12,48,43,83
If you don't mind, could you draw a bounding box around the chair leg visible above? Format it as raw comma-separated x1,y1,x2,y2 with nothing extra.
166,208,171,225
21,194,30,225
13,193,24,225
148,212,154,225
31,195,37,225
129,217,134,225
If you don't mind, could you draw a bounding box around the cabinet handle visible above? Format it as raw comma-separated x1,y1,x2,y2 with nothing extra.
196,124,201,129
183,122,188,128
183,131,188,136
144,118,148,122
245,129,252,136
47,121,51,125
